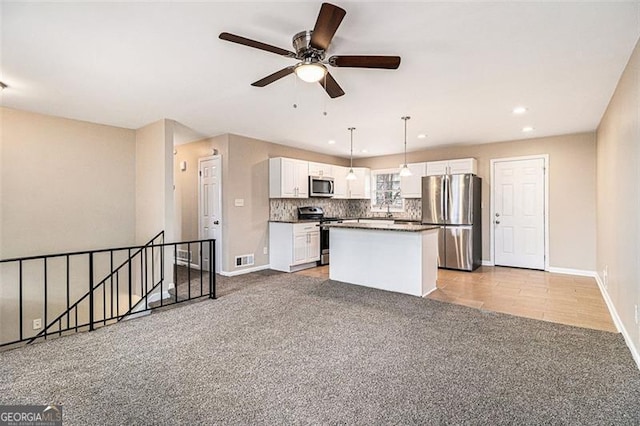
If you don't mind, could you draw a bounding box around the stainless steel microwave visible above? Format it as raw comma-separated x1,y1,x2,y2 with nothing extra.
309,176,334,197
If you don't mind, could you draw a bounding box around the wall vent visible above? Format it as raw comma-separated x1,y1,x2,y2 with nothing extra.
235,254,255,267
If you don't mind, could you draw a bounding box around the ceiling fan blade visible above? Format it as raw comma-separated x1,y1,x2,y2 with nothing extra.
251,66,295,87
310,3,346,51
318,72,345,98
328,55,401,69
219,32,296,58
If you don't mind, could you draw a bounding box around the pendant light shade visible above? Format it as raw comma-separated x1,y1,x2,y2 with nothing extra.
399,164,412,177
400,116,412,177
346,127,357,180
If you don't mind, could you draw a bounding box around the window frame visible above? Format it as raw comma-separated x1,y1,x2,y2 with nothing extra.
370,168,405,213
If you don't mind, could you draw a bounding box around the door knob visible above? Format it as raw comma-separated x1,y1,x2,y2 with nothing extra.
495,220,500,225
495,213,500,217
213,220,220,225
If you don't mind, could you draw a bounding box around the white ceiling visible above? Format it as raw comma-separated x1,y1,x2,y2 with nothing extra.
2,1,639,158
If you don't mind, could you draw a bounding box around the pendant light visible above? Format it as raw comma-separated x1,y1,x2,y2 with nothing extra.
399,116,412,177
346,127,357,180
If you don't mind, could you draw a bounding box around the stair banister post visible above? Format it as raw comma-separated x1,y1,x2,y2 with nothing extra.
89,252,94,332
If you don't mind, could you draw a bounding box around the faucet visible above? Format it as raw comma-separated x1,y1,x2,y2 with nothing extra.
382,192,400,218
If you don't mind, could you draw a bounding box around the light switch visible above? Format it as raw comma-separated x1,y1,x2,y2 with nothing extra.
235,199,244,207
180,161,187,171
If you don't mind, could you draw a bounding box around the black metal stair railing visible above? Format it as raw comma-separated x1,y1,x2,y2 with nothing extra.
0,233,216,350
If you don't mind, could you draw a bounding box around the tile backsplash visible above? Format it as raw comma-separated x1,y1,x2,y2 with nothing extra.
270,198,422,221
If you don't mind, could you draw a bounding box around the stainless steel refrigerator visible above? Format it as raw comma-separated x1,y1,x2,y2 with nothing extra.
421,174,482,271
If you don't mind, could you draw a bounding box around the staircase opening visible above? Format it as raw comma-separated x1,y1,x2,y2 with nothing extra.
0,232,217,351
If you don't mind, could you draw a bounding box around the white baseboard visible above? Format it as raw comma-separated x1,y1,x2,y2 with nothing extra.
481,260,494,266
219,264,271,277
175,260,201,270
547,266,595,277
593,274,640,370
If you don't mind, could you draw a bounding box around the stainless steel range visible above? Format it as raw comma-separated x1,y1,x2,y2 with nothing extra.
297,206,342,266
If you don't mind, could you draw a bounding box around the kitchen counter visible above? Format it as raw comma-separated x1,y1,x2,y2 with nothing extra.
269,219,320,224
323,222,436,232
268,217,422,224
329,224,439,297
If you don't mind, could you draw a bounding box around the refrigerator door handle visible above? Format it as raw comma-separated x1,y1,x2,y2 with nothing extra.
443,175,449,223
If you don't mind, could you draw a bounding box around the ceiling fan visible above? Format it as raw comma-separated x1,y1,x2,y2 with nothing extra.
219,2,401,98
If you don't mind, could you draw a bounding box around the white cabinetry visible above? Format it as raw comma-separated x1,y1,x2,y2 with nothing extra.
308,162,333,177
329,166,370,199
269,222,320,272
347,167,371,199
332,166,349,199
269,157,309,198
426,158,477,176
400,162,427,198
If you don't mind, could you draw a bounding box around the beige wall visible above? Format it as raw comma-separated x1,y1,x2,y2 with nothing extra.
355,132,597,271
1,107,136,257
174,135,229,243
174,133,349,273
596,38,640,357
0,107,137,343
135,119,175,244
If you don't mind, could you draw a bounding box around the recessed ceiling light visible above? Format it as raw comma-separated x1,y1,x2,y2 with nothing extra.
361,149,368,153
417,134,427,139
522,126,534,133
513,106,528,114
328,140,336,145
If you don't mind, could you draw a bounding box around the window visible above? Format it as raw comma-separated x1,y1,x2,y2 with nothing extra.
371,169,404,212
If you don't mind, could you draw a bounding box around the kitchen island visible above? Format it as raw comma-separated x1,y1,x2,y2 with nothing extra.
324,222,440,297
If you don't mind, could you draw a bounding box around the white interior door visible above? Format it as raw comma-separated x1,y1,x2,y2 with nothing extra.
493,158,545,269
199,156,222,273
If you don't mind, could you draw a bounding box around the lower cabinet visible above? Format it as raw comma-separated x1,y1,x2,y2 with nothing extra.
269,222,320,272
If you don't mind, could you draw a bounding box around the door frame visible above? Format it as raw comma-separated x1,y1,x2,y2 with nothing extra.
489,154,549,270
198,155,222,273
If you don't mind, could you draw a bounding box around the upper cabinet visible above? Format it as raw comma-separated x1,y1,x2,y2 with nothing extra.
308,162,333,177
269,157,309,198
399,162,427,198
332,166,349,199
426,158,477,176
347,167,371,199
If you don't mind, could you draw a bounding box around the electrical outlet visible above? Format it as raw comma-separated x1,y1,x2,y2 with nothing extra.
263,247,268,255
32,318,42,330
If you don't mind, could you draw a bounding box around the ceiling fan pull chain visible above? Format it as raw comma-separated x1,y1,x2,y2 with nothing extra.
292,73,298,109
322,74,328,116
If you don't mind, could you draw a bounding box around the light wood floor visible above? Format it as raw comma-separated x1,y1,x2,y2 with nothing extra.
296,265,617,333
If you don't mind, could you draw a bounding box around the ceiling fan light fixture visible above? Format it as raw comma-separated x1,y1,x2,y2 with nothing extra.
295,62,327,83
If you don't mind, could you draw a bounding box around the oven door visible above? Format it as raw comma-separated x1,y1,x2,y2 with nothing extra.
319,225,330,265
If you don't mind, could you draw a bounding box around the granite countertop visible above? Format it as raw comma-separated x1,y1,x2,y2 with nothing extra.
347,217,421,223
269,219,320,223
322,222,439,232
270,217,422,224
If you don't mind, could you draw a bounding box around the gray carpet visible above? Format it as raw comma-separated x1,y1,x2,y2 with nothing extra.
1,271,639,425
